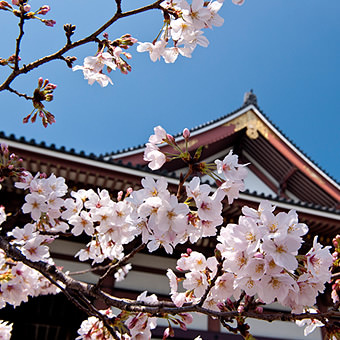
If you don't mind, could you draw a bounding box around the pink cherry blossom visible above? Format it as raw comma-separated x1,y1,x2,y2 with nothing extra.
143,143,166,170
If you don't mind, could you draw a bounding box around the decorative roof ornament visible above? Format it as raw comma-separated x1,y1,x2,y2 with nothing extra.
243,89,258,107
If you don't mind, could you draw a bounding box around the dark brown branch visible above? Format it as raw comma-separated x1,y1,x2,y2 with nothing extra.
0,0,163,93
115,0,122,14
75,290,119,339
198,258,223,307
2,235,340,335
6,86,33,100
176,166,193,199
14,9,25,71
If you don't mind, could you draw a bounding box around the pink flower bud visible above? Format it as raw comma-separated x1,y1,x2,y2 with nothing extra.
23,115,30,124
237,305,244,313
44,83,57,92
1,143,8,154
166,134,175,144
217,302,225,311
31,112,37,123
37,5,50,15
183,128,190,139
255,306,263,313
117,191,123,201
0,1,12,10
11,0,19,5
23,4,30,12
43,19,56,27
42,79,49,88
226,298,234,308
38,77,43,87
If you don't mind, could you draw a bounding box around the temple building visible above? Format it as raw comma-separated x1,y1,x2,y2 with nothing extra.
1,92,339,339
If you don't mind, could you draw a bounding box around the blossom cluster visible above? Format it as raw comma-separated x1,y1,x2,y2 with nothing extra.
71,159,246,261
0,125,335,339
23,77,57,127
0,143,24,185
76,292,193,340
137,0,244,63
76,308,117,340
167,200,333,317
0,249,59,309
73,34,138,87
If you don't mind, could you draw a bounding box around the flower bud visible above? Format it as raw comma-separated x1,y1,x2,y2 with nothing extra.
166,134,175,144
43,19,56,27
0,1,12,10
226,298,234,309
255,306,263,313
45,94,53,102
1,143,9,155
117,191,123,201
37,5,50,15
23,4,30,12
183,128,190,139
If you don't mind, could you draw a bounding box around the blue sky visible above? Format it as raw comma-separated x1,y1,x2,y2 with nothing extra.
0,0,339,182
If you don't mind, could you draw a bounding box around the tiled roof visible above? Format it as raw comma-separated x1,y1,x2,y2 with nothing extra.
103,95,339,186
0,92,339,213
0,131,178,179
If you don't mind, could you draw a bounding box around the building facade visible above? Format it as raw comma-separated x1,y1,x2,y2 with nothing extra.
0,95,339,339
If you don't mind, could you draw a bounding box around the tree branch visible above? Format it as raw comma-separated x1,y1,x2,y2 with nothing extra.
0,0,163,93
2,235,339,336
6,86,33,100
14,9,25,71
94,243,145,289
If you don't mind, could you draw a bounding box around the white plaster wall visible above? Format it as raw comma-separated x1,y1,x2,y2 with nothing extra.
244,168,276,196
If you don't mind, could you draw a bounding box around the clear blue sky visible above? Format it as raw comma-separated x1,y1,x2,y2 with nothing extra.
0,0,339,182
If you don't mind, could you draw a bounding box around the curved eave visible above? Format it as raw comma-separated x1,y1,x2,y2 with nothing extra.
0,138,180,191
1,137,339,222
107,104,340,202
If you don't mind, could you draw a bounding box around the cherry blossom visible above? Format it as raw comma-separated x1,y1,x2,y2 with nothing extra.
0,320,12,340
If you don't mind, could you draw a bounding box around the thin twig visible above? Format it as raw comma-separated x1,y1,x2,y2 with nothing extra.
198,259,223,307
115,0,122,14
176,166,193,199
14,8,25,71
95,243,145,289
6,86,33,100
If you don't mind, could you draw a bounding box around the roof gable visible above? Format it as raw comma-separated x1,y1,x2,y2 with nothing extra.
110,103,340,208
